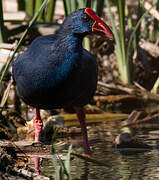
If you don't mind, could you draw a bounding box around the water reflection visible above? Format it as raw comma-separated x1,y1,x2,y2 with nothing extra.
80,161,89,180
32,156,41,175
28,121,159,179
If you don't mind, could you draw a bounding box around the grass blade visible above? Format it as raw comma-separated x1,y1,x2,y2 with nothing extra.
83,37,90,51
0,0,49,85
149,0,159,42
152,77,159,94
52,128,59,148
35,0,43,21
86,0,91,8
70,0,76,12
96,0,104,16
105,0,123,82
117,0,126,64
0,79,12,108
58,156,69,180
64,145,72,177
117,0,130,84
25,0,34,18
51,128,60,179
45,0,57,22
17,0,25,11
63,0,71,16
62,0,68,16
91,0,97,11
136,0,144,45
51,128,71,179
78,0,86,8
71,152,112,168
126,10,150,65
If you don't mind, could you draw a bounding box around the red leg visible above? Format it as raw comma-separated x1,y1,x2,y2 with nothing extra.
75,107,91,156
35,108,43,142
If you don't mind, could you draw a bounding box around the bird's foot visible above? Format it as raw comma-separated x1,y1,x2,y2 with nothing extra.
83,147,92,157
83,151,92,157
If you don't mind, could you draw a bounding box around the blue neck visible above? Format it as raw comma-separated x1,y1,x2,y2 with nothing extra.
52,30,83,83
56,29,83,53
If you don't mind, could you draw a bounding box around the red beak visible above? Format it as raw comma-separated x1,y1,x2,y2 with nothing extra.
85,8,114,40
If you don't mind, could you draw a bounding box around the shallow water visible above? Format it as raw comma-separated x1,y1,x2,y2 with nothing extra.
28,119,159,179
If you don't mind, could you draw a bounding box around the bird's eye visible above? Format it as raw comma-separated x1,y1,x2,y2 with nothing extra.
83,13,90,22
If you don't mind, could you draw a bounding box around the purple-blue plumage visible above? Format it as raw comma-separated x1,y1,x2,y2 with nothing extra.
13,8,114,156
13,9,98,110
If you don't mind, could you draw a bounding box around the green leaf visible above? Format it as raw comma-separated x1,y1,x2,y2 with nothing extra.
64,145,72,177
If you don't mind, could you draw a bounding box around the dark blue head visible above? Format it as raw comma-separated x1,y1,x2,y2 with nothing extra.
60,8,114,39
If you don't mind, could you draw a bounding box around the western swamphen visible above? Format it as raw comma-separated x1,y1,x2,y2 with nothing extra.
13,8,113,156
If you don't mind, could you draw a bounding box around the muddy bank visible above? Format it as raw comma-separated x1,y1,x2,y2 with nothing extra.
0,132,49,180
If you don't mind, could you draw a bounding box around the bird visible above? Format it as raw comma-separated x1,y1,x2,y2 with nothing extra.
13,8,114,156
